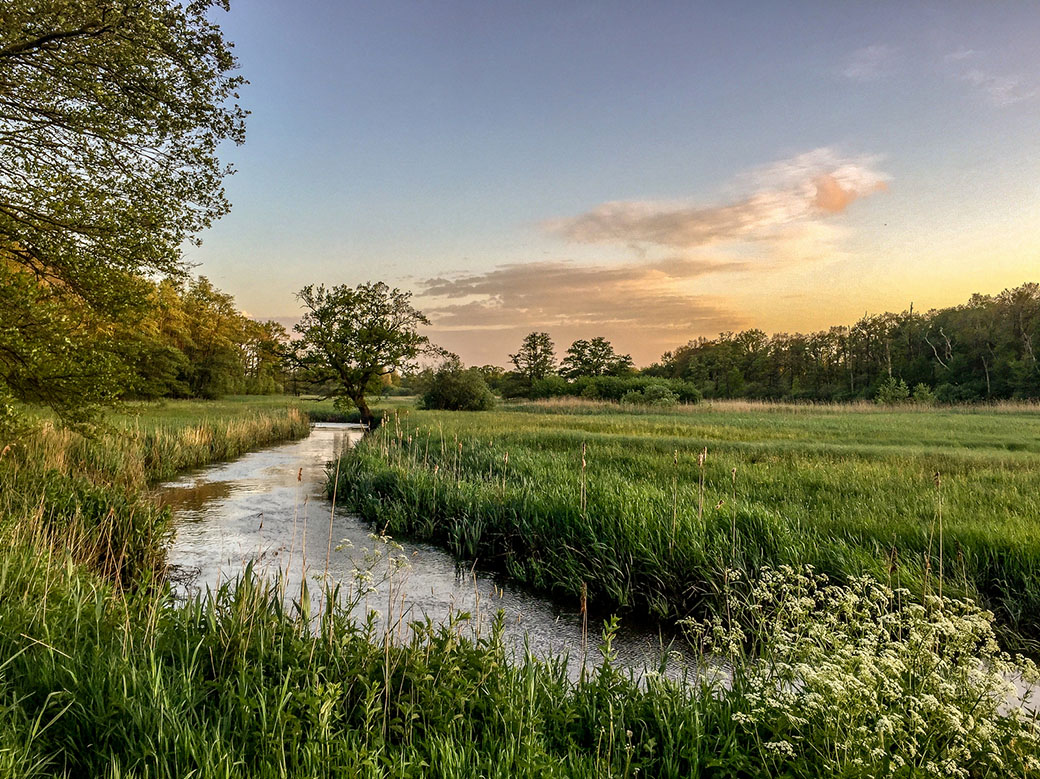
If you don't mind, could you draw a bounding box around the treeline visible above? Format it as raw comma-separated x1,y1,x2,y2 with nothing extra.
119,277,289,400
646,282,1040,402
412,282,1040,408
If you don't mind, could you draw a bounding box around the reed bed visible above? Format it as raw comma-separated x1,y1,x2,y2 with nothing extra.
1,398,1038,775
0,533,1035,777
333,404,1040,646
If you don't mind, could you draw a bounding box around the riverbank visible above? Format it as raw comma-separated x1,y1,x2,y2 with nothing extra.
332,403,1040,647
1,397,1038,776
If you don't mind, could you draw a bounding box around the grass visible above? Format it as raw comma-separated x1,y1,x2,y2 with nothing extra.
333,401,1040,647
1,395,1038,776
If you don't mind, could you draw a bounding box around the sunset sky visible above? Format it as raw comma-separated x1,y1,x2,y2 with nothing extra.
189,1,1040,366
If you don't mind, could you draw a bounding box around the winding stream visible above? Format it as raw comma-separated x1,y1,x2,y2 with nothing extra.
158,423,694,677
156,423,1038,711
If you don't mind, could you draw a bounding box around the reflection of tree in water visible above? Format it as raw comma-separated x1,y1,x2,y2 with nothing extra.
153,479,234,512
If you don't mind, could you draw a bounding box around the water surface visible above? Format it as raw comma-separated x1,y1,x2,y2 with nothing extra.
159,423,692,677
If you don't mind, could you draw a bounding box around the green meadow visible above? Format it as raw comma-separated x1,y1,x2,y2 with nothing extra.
1,397,1038,777
335,399,1040,646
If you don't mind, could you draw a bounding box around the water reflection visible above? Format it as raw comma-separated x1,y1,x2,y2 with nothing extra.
160,423,694,678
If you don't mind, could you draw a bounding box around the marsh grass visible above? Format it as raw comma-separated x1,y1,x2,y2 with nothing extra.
333,404,1040,646
0,401,310,586
1,536,1035,777
1,398,1039,776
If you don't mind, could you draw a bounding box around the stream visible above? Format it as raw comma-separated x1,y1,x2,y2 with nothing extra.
157,422,1038,711
158,423,694,678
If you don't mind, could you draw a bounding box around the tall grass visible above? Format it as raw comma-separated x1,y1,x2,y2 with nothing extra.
332,405,1040,646
1,398,1038,775
0,535,1035,777
0,403,310,586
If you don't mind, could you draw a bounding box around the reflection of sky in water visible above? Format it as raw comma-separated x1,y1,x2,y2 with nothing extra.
159,424,696,679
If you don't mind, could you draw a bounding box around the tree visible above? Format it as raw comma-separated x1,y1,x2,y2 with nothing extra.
509,332,556,384
560,336,634,379
293,282,434,427
0,0,244,423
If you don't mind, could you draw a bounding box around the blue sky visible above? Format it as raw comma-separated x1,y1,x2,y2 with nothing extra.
189,1,1040,365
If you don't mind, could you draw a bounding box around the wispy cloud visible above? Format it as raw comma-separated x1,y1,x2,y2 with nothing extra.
544,148,888,252
420,257,744,364
841,45,895,82
962,68,1037,107
944,47,978,62
943,47,1037,107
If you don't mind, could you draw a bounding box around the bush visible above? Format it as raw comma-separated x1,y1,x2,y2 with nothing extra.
913,383,937,405
621,384,679,407
421,361,496,411
528,375,568,399
874,377,910,405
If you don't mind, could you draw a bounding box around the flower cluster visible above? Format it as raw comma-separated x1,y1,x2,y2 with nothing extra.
685,566,1040,777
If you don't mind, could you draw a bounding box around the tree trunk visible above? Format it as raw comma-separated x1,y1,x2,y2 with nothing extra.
354,394,374,429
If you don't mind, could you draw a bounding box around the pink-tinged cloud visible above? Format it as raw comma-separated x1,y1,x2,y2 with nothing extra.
813,173,887,214
544,148,889,250
418,256,746,365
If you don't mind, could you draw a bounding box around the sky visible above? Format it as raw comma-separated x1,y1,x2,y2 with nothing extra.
188,1,1040,366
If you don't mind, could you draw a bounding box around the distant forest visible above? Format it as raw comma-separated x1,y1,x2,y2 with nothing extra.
36,278,1040,409
643,282,1040,402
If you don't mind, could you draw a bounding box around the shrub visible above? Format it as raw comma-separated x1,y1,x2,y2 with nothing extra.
421,360,496,411
685,567,1040,779
913,382,937,405
874,377,910,404
528,375,568,399
621,384,679,407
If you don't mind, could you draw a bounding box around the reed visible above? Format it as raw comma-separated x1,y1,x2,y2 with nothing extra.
1,397,1037,776
332,403,1040,646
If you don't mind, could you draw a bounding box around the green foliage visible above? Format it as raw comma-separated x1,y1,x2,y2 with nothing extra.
686,567,1040,778
560,337,634,379
421,359,496,411
914,382,938,405
874,376,910,405
509,332,557,384
621,384,679,407
0,0,245,423
0,267,129,428
334,404,1040,642
294,282,434,426
649,283,1040,402
528,375,569,399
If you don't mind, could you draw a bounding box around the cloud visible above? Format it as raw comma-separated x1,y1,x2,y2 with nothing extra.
545,148,888,250
962,68,1037,107
419,148,888,365
841,45,894,81
418,256,746,364
944,47,978,62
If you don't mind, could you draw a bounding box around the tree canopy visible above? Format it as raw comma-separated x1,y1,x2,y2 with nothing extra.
0,0,244,423
293,282,434,427
560,337,634,379
509,332,556,384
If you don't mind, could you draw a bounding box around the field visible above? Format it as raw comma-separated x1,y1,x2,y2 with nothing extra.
335,399,1040,647
1,397,1038,777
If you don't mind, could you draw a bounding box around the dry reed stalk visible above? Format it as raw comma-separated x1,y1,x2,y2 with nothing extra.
671,449,678,552
580,441,587,516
